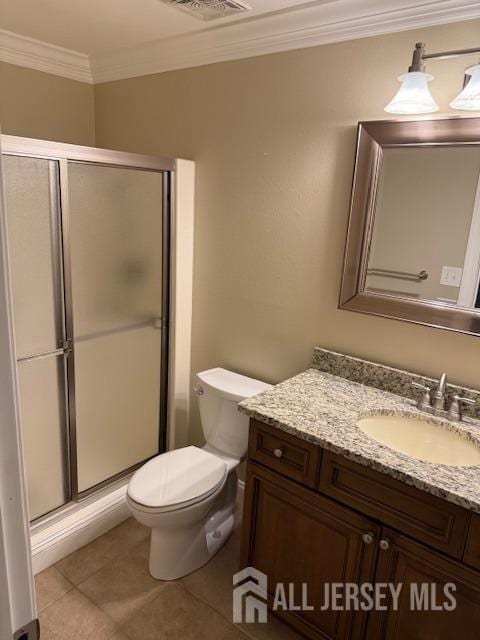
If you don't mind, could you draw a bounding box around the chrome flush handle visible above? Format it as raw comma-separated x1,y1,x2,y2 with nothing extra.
193,384,204,396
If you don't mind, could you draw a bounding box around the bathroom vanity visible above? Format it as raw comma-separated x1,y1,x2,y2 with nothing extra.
239,353,480,640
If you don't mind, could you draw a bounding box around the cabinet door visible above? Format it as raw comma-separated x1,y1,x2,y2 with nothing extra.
241,463,380,640
367,527,480,639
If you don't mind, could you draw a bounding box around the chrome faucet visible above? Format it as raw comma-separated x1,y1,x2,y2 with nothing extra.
412,373,447,417
433,372,448,414
411,372,476,422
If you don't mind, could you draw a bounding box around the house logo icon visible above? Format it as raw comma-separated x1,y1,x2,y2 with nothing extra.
233,567,268,623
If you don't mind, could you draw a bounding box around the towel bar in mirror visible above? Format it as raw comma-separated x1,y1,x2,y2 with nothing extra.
339,116,480,336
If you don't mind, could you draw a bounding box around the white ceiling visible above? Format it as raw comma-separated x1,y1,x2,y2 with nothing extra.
0,0,479,83
0,0,317,55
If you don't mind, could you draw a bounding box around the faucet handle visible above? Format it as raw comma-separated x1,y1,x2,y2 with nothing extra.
411,381,431,392
448,395,475,422
411,382,432,411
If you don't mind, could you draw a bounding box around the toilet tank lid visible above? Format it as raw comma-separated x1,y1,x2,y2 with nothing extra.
196,367,273,402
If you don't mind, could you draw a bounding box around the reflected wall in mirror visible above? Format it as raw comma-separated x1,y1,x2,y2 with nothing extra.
366,146,480,308
340,117,480,335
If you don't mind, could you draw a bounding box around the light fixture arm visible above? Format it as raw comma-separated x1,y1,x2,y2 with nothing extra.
409,43,426,72
409,42,480,72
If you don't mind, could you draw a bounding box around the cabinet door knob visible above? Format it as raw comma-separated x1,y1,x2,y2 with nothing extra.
379,539,390,551
273,448,283,458
362,532,374,545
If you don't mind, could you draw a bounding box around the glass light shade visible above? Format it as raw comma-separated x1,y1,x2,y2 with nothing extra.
450,64,480,111
384,71,439,114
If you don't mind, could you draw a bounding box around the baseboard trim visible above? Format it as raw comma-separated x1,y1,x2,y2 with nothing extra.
30,484,130,574
31,475,246,574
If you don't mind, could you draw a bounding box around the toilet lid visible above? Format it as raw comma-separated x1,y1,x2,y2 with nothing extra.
128,446,227,509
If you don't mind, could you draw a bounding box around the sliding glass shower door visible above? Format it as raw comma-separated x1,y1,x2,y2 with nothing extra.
68,163,164,493
3,155,69,520
2,139,171,520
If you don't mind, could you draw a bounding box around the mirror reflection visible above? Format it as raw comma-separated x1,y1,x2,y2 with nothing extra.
365,146,480,309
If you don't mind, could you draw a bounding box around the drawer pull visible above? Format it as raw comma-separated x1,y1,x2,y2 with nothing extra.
362,532,374,545
379,538,390,551
249,421,321,488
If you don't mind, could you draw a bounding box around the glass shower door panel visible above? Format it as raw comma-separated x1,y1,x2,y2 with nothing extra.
75,328,161,492
3,156,63,358
3,155,69,519
17,357,69,520
68,163,164,492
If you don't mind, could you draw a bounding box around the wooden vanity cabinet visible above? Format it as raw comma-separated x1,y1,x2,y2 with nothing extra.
241,419,480,640
464,514,480,572
366,529,480,640
241,463,380,639
318,449,470,559
248,420,321,488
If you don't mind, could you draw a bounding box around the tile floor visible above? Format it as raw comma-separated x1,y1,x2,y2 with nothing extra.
35,505,303,640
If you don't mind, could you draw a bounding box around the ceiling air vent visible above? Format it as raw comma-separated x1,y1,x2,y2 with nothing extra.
162,0,252,21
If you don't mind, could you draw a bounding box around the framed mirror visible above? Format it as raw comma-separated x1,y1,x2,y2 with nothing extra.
340,116,480,335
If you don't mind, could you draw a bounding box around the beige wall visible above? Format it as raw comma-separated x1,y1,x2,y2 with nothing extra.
0,62,95,145
367,147,480,302
94,19,480,446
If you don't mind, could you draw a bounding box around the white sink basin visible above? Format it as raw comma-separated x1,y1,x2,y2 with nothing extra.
357,414,480,467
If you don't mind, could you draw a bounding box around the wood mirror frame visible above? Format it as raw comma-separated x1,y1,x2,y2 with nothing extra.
339,116,480,336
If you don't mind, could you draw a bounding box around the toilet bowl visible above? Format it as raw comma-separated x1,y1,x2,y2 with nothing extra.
127,367,272,580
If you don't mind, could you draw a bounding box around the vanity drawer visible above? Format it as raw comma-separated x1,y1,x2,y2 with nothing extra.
319,451,470,559
464,514,480,571
248,420,321,488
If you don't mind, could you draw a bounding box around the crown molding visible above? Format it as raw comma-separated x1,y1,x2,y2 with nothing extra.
0,1,478,85
90,0,480,83
0,28,93,84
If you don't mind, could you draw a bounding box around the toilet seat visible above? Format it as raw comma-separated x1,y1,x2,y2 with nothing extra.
127,446,227,513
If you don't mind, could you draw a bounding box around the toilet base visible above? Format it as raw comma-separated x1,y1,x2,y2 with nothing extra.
148,472,237,580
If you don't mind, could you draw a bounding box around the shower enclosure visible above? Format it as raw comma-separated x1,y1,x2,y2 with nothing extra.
1,136,173,521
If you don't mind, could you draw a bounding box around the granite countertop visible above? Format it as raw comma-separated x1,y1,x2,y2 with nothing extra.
239,368,480,514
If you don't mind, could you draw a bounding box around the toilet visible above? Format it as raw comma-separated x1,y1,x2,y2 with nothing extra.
127,367,272,580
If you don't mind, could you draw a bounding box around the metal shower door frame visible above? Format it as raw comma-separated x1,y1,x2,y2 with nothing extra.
1,134,174,505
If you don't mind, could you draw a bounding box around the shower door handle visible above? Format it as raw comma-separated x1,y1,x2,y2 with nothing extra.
17,343,70,364
63,339,73,358
153,317,167,330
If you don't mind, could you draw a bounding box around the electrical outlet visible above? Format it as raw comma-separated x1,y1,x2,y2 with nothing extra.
440,266,463,287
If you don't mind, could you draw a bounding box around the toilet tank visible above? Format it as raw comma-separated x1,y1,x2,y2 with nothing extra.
194,368,272,459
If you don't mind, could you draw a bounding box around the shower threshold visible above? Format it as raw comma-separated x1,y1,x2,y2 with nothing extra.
30,474,134,574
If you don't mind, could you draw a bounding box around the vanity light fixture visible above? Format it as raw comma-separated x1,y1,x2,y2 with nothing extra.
450,64,480,111
385,43,480,114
